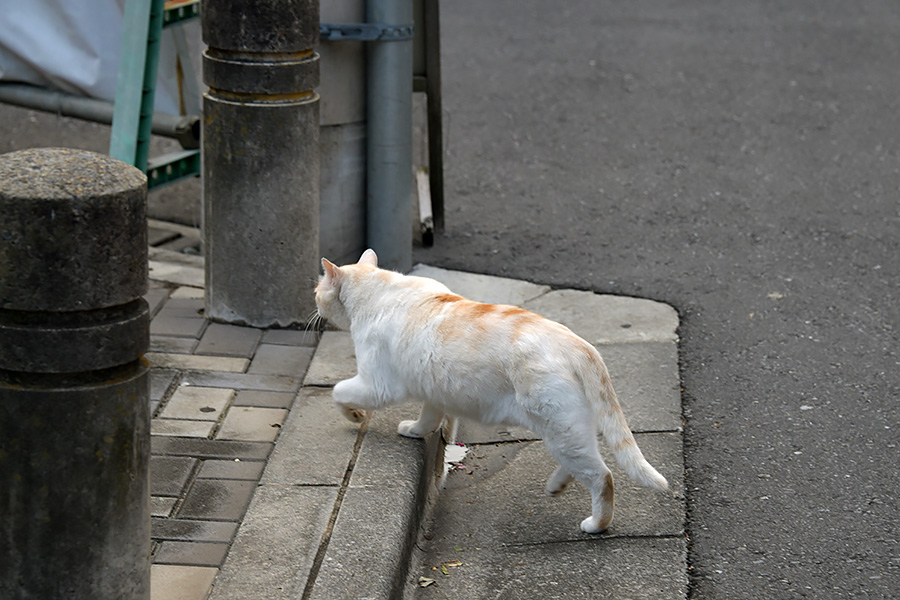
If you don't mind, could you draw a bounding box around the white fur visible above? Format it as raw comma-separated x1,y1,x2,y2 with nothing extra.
315,250,668,533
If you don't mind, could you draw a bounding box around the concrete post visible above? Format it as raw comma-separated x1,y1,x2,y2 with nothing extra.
367,0,414,272
202,0,321,327
0,148,150,599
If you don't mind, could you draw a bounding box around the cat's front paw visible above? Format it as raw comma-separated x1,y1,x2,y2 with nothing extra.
340,406,367,423
397,420,426,439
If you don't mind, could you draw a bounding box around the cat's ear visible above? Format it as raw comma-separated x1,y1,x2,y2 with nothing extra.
321,258,342,286
359,249,378,267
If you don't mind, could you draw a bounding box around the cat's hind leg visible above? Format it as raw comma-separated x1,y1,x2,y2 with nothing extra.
543,430,615,534
545,465,575,497
398,402,444,439
333,375,379,423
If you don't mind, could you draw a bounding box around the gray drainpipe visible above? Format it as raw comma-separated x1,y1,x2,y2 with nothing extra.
365,0,414,272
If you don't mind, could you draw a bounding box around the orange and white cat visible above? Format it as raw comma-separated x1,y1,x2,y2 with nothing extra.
314,249,668,533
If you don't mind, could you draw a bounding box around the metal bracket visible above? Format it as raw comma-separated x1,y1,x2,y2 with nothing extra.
319,22,414,42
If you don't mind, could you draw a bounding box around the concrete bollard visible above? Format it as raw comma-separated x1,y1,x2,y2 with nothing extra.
0,148,150,600
202,0,321,327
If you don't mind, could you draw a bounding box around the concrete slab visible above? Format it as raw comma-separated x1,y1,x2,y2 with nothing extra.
411,264,551,306
415,537,688,600
309,487,417,600
523,290,679,345
310,405,444,600
303,331,357,386
348,403,430,488
427,434,683,548
207,486,336,600
260,387,360,486
598,341,682,433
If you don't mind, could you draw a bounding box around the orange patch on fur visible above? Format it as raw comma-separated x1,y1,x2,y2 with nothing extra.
602,472,615,505
434,293,463,304
614,436,637,451
469,303,499,317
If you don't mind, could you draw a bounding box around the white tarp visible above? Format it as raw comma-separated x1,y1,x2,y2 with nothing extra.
0,0,202,115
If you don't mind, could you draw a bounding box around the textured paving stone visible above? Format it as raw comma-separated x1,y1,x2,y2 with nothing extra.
154,541,230,568
150,369,178,402
160,386,235,421
181,371,301,393
247,344,314,376
216,406,288,442
197,459,265,481
150,564,218,600
150,297,207,338
151,496,178,518
151,419,216,438
145,286,171,317
195,323,262,357
261,328,318,346
152,517,238,543
151,436,273,461
150,456,198,497
177,480,257,521
231,390,296,408
150,336,197,354
146,352,249,373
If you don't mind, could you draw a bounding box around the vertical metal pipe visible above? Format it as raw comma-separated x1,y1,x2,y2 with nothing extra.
0,148,150,600
201,0,320,327
367,0,414,272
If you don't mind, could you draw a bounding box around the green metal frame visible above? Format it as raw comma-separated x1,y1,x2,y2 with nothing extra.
109,0,200,189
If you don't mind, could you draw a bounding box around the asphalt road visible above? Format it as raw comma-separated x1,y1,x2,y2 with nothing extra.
1,1,897,598
412,1,900,598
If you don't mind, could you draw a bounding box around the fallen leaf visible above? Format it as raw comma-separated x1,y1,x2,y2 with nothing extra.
418,577,436,587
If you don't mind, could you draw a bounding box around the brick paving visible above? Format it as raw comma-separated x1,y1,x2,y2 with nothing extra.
145,221,317,598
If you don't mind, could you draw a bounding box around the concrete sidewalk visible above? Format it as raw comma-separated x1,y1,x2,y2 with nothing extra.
146,222,685,599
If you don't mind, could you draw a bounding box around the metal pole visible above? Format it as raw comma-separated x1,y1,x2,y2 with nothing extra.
201,0,321,327
367,0,414,272
0,148,150,599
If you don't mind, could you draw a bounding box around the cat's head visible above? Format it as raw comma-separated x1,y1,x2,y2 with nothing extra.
315,249,379,330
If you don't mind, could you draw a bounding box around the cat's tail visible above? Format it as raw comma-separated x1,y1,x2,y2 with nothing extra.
588,352,669,491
